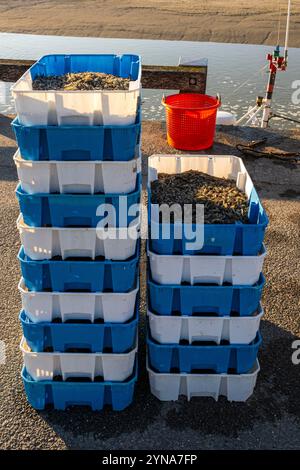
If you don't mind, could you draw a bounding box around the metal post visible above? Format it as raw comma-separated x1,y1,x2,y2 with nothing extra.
261,69,277,128
284,0,292,64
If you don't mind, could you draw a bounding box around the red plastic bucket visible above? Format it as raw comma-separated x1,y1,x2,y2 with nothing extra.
162,94,220,150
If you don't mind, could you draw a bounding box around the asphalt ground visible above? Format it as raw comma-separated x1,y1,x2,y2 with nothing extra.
0,115,299,449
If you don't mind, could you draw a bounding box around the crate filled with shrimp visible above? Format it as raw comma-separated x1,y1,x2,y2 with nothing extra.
11,54,141,126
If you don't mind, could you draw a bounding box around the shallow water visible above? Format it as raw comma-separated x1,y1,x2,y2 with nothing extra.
0,32,299,129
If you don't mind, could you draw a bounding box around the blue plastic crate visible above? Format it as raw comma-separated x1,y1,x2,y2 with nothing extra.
147,332,262,374
148,274,265,317
28,54,140,81
18,245,140,292
11,113,141,162
20,304,138,353
22,363,137,411
16,175,141,227
149,187,268,256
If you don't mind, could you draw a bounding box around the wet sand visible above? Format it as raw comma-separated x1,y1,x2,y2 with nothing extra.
0,0,299,47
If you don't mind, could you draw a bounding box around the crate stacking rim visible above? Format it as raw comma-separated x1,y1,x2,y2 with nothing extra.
162,94,220,151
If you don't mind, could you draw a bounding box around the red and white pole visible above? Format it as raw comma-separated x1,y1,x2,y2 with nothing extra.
261,55,279,129
261,1,291,128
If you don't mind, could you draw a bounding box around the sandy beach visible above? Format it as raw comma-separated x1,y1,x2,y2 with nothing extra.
0,0,299,47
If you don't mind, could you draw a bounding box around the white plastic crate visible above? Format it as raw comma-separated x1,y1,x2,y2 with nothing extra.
17,215,140,261
11,65,141,126
18,278,138,323
149,154,256,224
148,246,266,286
148,304,264,345
14,150,141,195
21,338,137,382
147,360,260,402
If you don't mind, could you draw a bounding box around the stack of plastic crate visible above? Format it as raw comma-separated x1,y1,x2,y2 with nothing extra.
12,54,142,411
147,154,268,402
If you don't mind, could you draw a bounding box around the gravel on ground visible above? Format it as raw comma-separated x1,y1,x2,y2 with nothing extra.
0,116,299,450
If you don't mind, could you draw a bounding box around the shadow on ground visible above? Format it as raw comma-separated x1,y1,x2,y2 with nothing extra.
0,114,18,182
0,114,14,140
15,318,297,448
